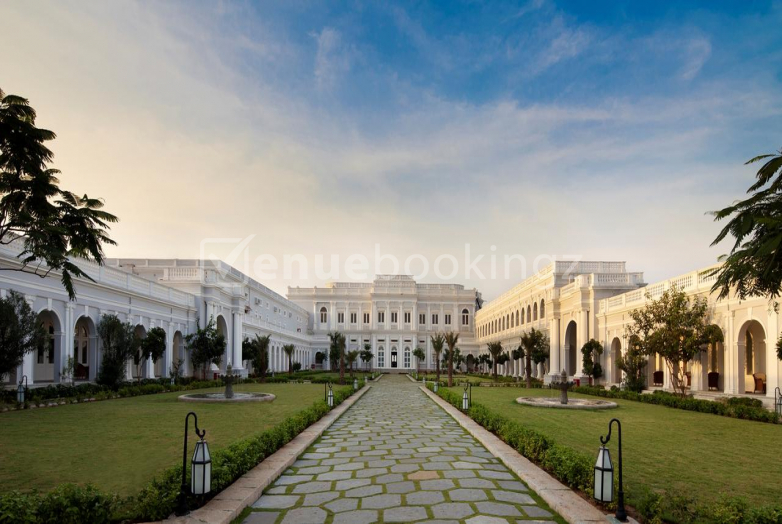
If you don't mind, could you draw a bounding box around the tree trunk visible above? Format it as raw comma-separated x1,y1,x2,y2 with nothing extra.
525,355,532,388
493,361,497,381
339,350,345,385
436,354,440,383
448,353,453,387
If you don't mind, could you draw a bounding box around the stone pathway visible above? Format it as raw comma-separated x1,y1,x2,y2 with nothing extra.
243,375,561,524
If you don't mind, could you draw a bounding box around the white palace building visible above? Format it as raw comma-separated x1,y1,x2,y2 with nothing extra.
1,237,780,405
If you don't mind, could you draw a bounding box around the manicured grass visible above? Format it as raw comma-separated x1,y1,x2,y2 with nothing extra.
445,385,782,507
422,372,518,384
0,382,324,496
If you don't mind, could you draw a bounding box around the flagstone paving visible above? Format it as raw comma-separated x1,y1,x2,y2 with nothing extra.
243,375,562,524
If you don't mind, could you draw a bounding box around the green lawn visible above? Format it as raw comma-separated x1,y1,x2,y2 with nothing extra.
444,386,782,507
0,382,324,496
421,372,518,384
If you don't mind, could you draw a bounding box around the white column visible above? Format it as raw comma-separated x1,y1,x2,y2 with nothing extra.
233,312,244,371
549,317,561,377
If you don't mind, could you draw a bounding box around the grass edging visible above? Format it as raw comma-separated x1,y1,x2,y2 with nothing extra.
0,380,366,523
430,384,782,524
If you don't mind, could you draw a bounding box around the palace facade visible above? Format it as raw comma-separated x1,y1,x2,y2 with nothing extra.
1,236,780,405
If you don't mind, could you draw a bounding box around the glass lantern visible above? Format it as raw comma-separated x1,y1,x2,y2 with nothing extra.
594,445,614,503
191,439,212,496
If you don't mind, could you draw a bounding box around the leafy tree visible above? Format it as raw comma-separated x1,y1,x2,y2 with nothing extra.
626,287,724,397
131,326,166,381
453,347,464,371
96,314,139,388
360,343,373,372
511,346,522,376
186,318,225,379
242,334,270,381
328,331,346,384
487,341,503,381
581,339,604,382
283,343,295,375
413,347,425,375
710,147,782,300
0,89,118,300
430,333,445,383
0,290,45,379
346,349,360,377
444,332,459,386
520,328,550,388
617,334,647,393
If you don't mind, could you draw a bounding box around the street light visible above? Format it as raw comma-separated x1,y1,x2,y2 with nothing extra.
433,380,439,393
17,375,28,404
594,418,627,522
176,411,211,516
353,377,358,391
327,383,334,407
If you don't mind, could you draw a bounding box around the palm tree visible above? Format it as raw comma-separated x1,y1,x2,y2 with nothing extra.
520,328,549,388
328,331,346,384
444,332,459,387
257,334,271,382
283,344,295,375
360,343,373,373
487,341,503,381
430,333,445,383
413,347,425,376
346,350,360,378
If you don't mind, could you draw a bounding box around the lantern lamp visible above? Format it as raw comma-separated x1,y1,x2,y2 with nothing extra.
17,375,28,404
595,418,627,522
433,381,439,393
327,383,334,407
176,411,211,516
593,445,613,503
462,383,470,411
191,438,212,496
353,377,358,391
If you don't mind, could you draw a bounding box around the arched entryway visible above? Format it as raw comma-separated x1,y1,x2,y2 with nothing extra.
390,346,398,368
738,320,766,394
73,317,97,381
404,346,411,369
172,331,186,376
377,345,385,368
34,310,62,383
564,321,577,375
132,325,147,380
699,325,725,391
610,337,622,384
154,328,167,378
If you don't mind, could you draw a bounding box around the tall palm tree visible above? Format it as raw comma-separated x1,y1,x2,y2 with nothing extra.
360,343,373,373
430,333,445,383
328,331,344,380
487,341,503,381
346,350,360,378
444,332,460,386
283,344,295,375
413,347,425,376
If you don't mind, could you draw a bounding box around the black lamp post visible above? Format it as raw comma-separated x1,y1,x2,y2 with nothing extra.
17,375,28,404
175,411,211,516
595,418,627,522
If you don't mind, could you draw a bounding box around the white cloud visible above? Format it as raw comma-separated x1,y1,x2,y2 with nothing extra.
312,27,353,91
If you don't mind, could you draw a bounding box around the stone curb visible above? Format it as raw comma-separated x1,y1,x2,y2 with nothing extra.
420,386,637,524
153,385,372,524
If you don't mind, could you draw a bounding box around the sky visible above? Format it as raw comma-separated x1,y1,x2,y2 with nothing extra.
2,0,781,300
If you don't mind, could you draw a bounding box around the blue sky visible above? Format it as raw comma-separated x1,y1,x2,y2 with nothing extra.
2,1,781,299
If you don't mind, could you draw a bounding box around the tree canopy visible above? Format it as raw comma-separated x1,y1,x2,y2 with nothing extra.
0,290,45,378
0,89,118,300
520,328,549,388
243,334,270,381
430,333,445,382
96,314,139,388
186,318,226,379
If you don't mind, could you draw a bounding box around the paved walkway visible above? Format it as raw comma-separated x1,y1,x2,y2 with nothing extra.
242,375,561,524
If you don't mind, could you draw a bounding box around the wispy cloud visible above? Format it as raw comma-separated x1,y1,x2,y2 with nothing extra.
312,27,354,91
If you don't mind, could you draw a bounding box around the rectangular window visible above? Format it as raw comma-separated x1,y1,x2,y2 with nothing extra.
462,311,469,325
378,311,385,323
391,312,398,323
404,312,411,323
432,314,439,325
445,314,451,325
419,313,426,325
350,312,357,324
338,312,344,324
363,312,370,324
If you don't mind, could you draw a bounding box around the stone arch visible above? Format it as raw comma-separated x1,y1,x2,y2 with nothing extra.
515,310,519,326
521,308,525,324
320,306,327,324
34,309,62,383
737,319,766,394
527,305,531,323
390,345,398,368
73,316,97,381
701,325,725,392
173,330,187,376
533,303,538,321
154,327,167,378
564,320,577,375
540,299,545,318
404,346,411,368
215,314,230,372
132,325,147,379
610,337,622,384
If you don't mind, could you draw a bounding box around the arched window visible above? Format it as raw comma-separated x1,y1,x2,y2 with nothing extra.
521,308,525,324
510,313,514,328
533,303,538,321
404,347,411,368
516,310,519,325
74,320,89,365
462,309,469,325
527,305,532,322
506,314,510,329
319,307,327,323
540,299,545,318
378,346,385,368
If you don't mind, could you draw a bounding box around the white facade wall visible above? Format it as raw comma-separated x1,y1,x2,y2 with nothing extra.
287,275,480,372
